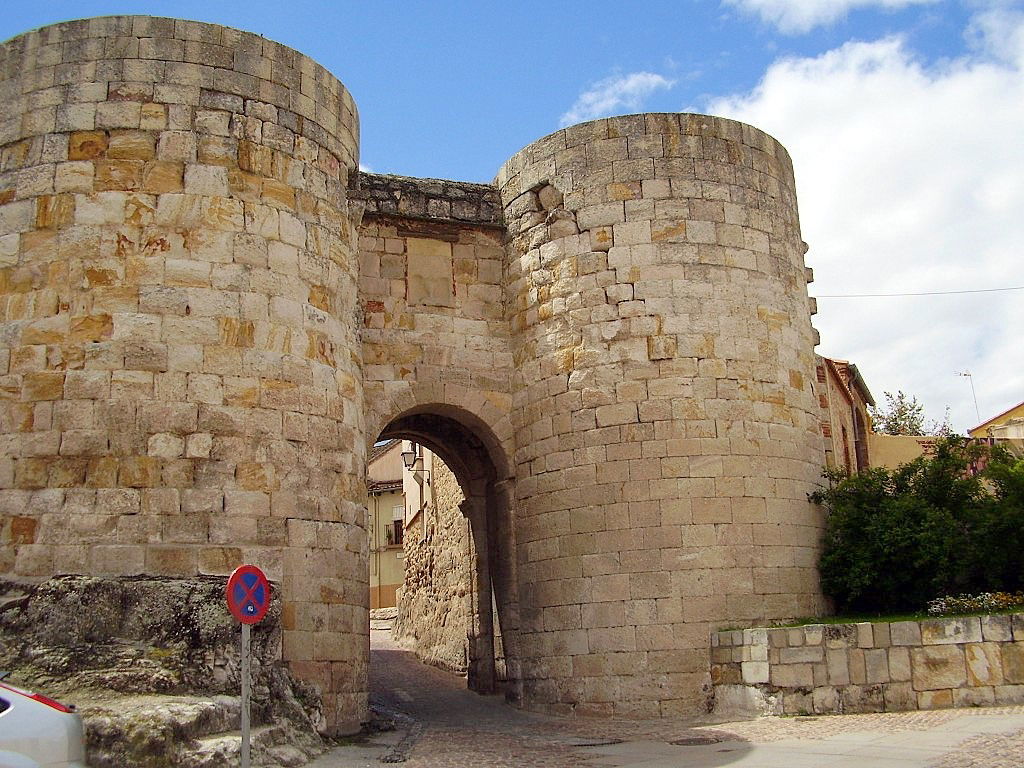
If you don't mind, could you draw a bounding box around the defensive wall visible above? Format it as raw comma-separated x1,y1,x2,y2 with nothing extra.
1,16,826,731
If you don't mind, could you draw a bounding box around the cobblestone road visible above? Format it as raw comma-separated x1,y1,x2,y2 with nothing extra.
310,630,1024,767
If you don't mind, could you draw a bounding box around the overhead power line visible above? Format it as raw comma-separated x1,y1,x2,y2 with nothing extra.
816,285,1024,298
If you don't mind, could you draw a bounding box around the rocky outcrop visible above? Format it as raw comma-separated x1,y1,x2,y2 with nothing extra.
0,576,325,767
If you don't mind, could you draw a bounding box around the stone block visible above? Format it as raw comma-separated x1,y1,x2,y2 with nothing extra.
811,686,838,714
890,621,922,646
952,687,995,708
1002,641,1024,683
883,682,917,712
965,642,1003,686
865,648,890,684
917,689,953,710
994,684,1024,705
770,663,813,688
981,615,1012,642
848,648,866,684
888,647,911,682
856,622,873,648
921,617,982,645
741,661,768,683
803,625,824,646
779,646,824,664
874,622,891,648
826,649,850,686
911,645,966,690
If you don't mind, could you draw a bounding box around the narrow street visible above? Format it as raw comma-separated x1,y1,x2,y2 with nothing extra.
310,631,1024,767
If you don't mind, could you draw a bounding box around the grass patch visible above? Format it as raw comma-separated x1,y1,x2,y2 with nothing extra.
771,606,1024,629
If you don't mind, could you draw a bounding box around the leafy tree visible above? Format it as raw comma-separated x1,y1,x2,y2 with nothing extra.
869,390,954,436
811,437,1020,614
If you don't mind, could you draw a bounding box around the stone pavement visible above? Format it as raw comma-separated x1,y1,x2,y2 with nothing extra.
309,630,1024,767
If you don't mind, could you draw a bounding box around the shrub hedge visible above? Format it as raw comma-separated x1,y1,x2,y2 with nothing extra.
811,438,1024,614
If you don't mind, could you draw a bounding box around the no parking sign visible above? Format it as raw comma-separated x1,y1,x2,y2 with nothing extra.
226,564,270,768
226,564,271,624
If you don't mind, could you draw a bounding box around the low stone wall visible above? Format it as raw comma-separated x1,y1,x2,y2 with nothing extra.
712,614,1024,718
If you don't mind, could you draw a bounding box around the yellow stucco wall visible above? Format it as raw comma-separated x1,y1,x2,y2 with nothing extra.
868,433,937,469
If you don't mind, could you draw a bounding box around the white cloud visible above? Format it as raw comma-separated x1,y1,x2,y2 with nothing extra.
705,17,1024,432
560,72,675,127
724,0,939,34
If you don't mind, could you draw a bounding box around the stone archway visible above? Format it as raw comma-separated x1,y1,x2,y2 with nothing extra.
375,405,520,698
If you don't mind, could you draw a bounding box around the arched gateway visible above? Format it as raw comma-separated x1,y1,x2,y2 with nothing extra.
0,17,828,733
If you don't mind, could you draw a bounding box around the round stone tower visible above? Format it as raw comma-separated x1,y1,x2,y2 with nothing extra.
497,114,826,717
0,17,365,731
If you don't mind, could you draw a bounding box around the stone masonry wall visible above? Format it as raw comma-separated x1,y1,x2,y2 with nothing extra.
2,14,840,731
393,457,471,673
496,114,826,718
712,615,1024,718
356,173,514,451
0,17,366,732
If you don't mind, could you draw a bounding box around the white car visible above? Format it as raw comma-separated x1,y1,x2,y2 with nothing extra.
0,678,87,768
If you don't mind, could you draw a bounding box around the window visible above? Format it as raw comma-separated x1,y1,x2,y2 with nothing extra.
385,519,404,547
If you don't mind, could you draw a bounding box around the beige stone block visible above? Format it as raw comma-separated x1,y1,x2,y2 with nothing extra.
141,161,184,194
921,617,982,645
157,131,198,163
90,544,145,575
278,211,306,247
917,689,953,710
1001,642,1024,683
68,131,109,161
982,615,1013,642
119,457,161,488
803,625,824,646
22,372,65,401
96,102,141,130
779,646,824,664
883,682,917,712
107,130,156,161
140,103,167,131
953,687,995,708
994,684,1024,705
148,433,184,458
826,649,850,685
856,622,874,648
147,545,198,576
225,490,270,517
912,645,966,690
184,164,229,196
865,648,890,684
848,648,866,684
199,546,241,575
59,429,109,457
741,661,768,683
889,647,912,682
771,663,813,688
890,621,922,646
965,642,1003,686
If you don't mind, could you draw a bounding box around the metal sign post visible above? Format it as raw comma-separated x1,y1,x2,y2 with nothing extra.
241,623,251,768
226,565,271,768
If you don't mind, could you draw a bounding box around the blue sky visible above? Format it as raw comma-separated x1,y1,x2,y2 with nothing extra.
3,1,1022,433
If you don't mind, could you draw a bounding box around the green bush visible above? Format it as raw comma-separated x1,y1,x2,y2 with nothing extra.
812,438,1023,614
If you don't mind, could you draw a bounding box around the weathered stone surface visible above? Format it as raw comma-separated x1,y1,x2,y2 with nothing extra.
0,576,326,767
4,11,830,728
393,460,470,674
921,617,982,645
911,645,967,690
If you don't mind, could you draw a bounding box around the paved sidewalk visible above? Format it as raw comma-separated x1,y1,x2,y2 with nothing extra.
310,630,1024,767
